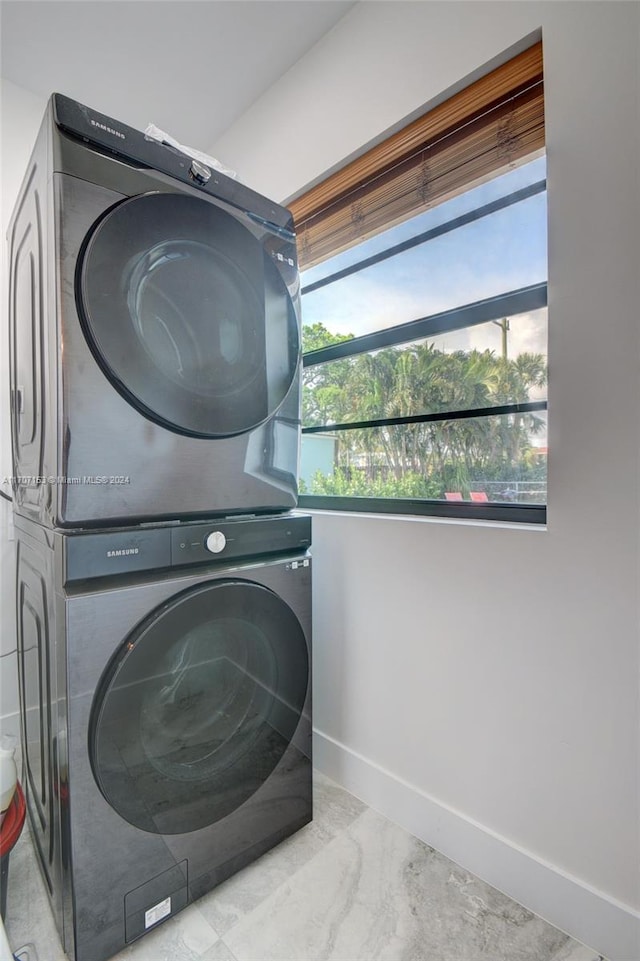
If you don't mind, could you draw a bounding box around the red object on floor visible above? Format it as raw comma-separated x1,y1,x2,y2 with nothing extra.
0,781,25,858
470,491,489,502
0,780,25,921
444,492,463,501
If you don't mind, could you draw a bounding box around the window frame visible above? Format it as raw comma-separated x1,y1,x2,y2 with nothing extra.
292,43,547,524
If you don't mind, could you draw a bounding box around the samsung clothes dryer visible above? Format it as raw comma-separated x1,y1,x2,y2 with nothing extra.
15,511,312,961
8,94,301,529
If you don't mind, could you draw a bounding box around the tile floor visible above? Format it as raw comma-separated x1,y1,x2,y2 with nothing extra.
4,772,605,961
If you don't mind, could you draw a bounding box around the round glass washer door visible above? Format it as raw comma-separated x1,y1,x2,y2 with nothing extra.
89,579,309,835
77,192,299,437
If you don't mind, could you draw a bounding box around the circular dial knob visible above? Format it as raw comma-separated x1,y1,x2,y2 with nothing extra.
205,531,226,554
189,160,212,185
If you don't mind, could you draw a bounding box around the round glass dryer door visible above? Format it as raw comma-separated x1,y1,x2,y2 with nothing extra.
78,192,299,437
89,580,309,835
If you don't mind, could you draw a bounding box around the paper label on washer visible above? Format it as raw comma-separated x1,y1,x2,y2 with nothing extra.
145,896,171,929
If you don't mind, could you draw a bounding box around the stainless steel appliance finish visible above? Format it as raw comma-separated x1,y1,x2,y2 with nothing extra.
8,94,301,528
15,512,312,961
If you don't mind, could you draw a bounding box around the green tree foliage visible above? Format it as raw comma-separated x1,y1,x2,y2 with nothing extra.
302,323,356,426
302,323,547,501
301,322,354,353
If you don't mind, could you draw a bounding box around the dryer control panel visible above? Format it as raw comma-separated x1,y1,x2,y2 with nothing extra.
52,93,295,236
63,513,311,583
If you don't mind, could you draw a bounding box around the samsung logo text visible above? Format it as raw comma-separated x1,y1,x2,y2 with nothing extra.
90,119,125,140
107,548,139,558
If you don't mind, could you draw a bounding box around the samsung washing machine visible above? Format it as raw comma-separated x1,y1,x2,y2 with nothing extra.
8,94,301,529
15,511,312,961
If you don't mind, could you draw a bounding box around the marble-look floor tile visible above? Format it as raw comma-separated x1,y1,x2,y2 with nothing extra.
4,822,220,961
223,806,573,961
3,773,603,961
200,939,240,961
109,902,219,961
3,825,66,961
311,771,369,833
548,939,605,961
197,770,366,936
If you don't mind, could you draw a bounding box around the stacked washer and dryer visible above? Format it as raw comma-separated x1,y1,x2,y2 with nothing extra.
8,94,312,961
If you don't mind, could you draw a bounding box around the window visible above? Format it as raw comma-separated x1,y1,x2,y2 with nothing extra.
291,43,547,523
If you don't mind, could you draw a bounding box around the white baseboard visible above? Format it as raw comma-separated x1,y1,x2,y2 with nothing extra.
313,728,639,961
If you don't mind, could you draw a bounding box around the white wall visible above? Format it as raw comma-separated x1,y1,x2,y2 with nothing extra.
0,79,48,729
213,3,640,958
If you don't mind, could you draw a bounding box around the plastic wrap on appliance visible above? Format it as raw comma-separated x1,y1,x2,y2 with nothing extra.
144,123,237,179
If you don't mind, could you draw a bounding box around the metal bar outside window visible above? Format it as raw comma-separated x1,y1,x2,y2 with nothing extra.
301,180,546,297
302,400,547,436
302,283,548,368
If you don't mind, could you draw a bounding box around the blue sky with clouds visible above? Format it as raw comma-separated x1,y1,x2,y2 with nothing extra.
300,155,548,362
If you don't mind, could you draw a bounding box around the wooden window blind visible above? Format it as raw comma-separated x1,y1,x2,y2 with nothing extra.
290,42,544,271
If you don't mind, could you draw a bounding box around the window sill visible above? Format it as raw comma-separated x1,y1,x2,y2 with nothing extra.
297,497,546,530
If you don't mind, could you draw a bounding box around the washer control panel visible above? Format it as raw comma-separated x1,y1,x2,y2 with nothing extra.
170,514,311,568
64,514,311,582
205,531,226,554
